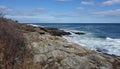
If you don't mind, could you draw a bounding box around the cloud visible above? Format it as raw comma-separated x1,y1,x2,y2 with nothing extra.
0,5,46,16
13,8,46,16
6,14,57,23
91,9,120,17
0,5,13,15
77,7,84,10
56,0,73,2
71,13,83,17
35,8,46,13
102,0,120,6
81,1,94,5
53,13,84,18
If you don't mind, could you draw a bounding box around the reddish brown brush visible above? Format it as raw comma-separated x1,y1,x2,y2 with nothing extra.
0,18,26,69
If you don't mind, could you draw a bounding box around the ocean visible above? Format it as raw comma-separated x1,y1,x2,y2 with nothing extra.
28,23,120,56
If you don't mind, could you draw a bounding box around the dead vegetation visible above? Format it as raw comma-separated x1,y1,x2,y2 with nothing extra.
0,18,44,69
0,18,26,69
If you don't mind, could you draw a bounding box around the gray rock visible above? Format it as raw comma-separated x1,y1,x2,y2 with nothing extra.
24,31,120,69
34,54,47,63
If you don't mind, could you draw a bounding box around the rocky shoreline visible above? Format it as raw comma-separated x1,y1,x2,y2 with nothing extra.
21,24,120,69
0,18,120,69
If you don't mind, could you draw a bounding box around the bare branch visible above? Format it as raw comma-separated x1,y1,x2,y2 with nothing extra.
0,11,5,18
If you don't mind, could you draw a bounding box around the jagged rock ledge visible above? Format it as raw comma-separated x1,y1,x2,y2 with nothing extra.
19,24,71,36
20,24,120,69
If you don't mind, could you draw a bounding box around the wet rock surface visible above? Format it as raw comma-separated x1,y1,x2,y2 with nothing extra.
73,32,85,35
44,27,71,36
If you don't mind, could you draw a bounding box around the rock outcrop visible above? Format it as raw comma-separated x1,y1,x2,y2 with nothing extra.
23,28,120,69
19,24,71,36
44,27,71,36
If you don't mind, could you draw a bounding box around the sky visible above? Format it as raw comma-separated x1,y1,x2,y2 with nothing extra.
0,0,120,23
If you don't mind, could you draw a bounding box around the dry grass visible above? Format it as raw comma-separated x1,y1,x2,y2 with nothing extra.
0,18,26,69
0,18,43,69
56,56,66,62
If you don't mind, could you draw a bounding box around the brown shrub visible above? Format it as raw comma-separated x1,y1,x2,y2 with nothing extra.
56,56,66,63
0,19,26,69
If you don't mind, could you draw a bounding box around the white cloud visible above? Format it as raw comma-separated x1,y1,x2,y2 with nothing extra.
102,0,120,6
0,5,13,15
56,0,72,2
8,15,59,23
91,9,120,17
0,5,46,16
77,7,84,10
53,13,83,18
36,8,46,13
81,1,94,5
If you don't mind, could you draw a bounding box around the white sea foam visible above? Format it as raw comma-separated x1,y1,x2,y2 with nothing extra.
28,24,44,27
63,30,120,56
27,24,39,27
27,24,120,56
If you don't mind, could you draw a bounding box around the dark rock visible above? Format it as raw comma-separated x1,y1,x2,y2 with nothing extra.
96,48,120,57
73,32,85,35
48,30,71,36
39,27,48,32
34,28,45,34
45,27,59,30
96,48,108,53
44,27,71,36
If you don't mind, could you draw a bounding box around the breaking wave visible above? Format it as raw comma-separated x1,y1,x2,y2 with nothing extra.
63,30,120,56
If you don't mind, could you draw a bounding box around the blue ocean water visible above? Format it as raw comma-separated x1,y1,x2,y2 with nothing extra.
28,23,120,56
